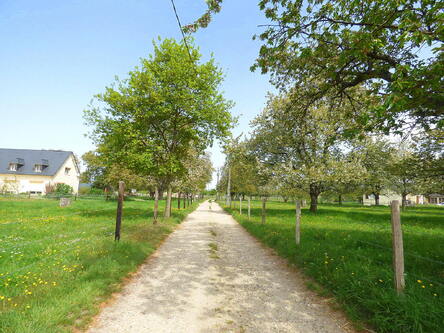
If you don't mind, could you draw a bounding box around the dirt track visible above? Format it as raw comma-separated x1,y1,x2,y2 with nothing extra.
88,201,353,333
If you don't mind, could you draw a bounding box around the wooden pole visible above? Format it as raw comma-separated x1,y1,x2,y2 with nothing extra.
295,200,301,245
261,197,266,224
153,186,159,224
114,181,125,241
248,196,251,220
239,197,242,215
391,200,405,294
164,184,172,218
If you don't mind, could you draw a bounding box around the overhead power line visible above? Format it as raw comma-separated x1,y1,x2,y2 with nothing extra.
169,0,195,65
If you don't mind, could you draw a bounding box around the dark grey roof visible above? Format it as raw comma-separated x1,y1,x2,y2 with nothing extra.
0,149,73,176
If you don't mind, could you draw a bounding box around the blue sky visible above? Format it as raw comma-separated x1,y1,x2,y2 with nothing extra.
0,0,272,187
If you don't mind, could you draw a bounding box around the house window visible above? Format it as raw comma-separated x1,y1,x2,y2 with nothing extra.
34,164,43,172
8,163,17,171
65,167,71,175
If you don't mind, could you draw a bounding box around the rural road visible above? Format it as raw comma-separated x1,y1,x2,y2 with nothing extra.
88,201,352,333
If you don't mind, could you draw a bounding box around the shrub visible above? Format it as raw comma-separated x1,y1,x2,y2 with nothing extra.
54,183,73,195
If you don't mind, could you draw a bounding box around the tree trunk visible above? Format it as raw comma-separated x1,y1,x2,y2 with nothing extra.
338,194,342,205
164,184,172,218
177,192,181,209
374,193,380,206
261,197,266,224
226,167,231,206
309,184,320,213
153,186,159,224
401,193,407,208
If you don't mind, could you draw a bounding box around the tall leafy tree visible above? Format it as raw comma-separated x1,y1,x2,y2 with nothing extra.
250,90,361,212
81,150,155,191
389,146,421,207
189,0,444,133
352,138,395,205
85,38,233,221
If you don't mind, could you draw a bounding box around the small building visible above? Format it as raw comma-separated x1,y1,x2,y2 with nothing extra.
427,194,444,205
0,148,80,195
363,193,440,206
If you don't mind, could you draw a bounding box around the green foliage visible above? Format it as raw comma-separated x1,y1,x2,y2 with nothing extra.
174,150,213,195
54,184,73,195
0,197,200,332
249,90,366,211
85,37,233,185
222,200,444,333
351,138,395,203
253,0,444,133
183,0,223,33
218,137,266,196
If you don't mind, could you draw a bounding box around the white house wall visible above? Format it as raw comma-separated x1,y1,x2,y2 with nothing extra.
52,154,80,194
0,174,52,194
363,193,426,206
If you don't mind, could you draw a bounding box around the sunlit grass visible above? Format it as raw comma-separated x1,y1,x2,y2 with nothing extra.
0,197,198,332
222,200,444,333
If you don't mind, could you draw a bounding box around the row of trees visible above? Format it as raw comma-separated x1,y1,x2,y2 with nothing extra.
217,89,443,212
185,0,443,212
83,38,233,221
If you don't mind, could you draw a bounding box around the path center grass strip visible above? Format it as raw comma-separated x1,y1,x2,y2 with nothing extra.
221,200,444,333
0,197,199,333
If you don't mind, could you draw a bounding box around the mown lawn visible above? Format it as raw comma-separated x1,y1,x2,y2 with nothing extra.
0,197,198,333
222,200,444,333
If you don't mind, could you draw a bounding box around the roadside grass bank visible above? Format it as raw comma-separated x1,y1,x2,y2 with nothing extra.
220,200,444,333
0,197,199,333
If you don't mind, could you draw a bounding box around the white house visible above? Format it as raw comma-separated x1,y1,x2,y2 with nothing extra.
0,149,80,194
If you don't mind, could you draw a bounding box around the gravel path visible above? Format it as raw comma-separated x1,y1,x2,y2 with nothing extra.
88,201,353,333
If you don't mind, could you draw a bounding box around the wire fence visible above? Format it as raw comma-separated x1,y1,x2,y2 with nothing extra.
222,198,444,294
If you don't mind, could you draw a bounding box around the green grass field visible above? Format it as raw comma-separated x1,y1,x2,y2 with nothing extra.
222,200,444,333
0,197,198,333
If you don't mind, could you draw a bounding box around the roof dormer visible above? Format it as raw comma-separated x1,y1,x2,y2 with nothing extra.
8,158,24,172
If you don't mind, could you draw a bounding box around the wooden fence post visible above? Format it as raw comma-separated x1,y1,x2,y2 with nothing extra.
391,200,405,294
295,200,301,245
153,186,159,224
115,181,125,241
261,197,266,224
248,196,251,220
240,197,242,215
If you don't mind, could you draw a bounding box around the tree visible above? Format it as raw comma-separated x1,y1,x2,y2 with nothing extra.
250,90,361,212
188,0,444,133
411,128,444,195
81,150,155,192
175,150,213,204
218,138,263,200
352,138,395,205
85,38,233,221
389,146,421,208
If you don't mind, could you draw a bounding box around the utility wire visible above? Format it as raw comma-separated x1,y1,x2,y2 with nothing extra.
169,0,195,65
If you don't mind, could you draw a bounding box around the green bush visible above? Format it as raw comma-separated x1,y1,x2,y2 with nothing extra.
54,183,73,195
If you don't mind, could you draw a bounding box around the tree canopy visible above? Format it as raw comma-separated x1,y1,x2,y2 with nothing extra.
188,0,443,133
85,37,233,219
